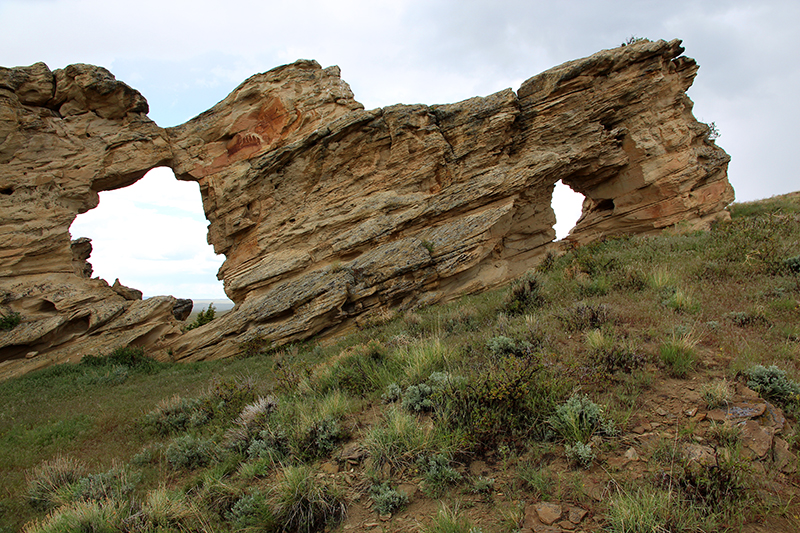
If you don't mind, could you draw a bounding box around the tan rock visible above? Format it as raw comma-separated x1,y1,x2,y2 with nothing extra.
0,39,734,375
536,502,563,525
740,419,773,458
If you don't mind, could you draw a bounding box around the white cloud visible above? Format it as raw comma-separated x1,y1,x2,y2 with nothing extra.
70,169,226,299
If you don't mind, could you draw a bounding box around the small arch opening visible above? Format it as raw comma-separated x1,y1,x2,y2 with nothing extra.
552,180,584,240
69,167,229,309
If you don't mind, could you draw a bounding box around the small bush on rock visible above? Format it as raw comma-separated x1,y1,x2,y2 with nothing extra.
746,364,800,406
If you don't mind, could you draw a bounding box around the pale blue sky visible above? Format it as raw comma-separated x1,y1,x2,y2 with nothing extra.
2,0,797,299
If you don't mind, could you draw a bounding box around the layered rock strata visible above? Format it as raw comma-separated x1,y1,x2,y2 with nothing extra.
0,39,733,374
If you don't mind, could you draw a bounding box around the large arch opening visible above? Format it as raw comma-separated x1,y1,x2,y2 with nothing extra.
552,180,584,240
69,167,230,312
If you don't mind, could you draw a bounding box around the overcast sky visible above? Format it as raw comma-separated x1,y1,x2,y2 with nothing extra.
2,0,798,299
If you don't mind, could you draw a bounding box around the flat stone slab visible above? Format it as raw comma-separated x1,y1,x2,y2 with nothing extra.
707,401,767,422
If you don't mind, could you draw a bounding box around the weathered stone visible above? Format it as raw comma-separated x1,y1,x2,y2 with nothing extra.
740,419,773,458
707,401,767,423
0,39,733,375
567,506,588,524
773,437,797,473
536,502,563,525
111,279,143,301
172,299,193,321
683,443,718,467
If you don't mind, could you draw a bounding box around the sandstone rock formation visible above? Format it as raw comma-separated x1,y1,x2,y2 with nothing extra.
0,62,183,377
0,39,733,375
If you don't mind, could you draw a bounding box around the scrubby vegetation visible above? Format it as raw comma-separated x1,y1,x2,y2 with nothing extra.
2,192,800,532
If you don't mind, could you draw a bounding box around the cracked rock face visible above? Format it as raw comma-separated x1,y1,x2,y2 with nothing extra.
0,39,733,374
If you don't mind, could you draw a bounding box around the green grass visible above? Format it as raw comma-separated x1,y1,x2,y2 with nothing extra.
3,192,800,532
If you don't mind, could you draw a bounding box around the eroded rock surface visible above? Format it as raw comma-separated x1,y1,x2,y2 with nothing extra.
0,62,181,377
0,39,733,373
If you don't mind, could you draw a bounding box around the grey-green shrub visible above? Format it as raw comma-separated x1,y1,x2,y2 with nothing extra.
165,435,216,470
143,395,208,435
565,441,596,468
746,364,800,405
421,454,462,496
549,394,614,444
226,490,276,531
369,482,409,515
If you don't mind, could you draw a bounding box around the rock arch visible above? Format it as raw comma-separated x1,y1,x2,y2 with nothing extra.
0,39,733,377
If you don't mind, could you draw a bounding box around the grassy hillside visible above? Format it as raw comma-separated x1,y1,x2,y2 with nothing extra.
1,192,799,532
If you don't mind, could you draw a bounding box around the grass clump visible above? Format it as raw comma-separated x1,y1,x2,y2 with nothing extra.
271,464,345,533
424,503,482,533
701,379,734,409
22,498,127,533
143,395,208,435
659,334,698,378
363,408,454,473
607,487,674,533
26,456,86,510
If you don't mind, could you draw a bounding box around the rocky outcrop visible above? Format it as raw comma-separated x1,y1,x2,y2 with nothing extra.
0,39,733,373
0,62,182,378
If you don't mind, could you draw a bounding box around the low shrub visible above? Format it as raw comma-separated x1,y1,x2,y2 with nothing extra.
164,435,216,470
70,464,138,503
549,394,616,445
560,303,612,331
401,372,452,412
227,490,276,531
369,482,409,515
185,303,216,331
565,441,596,468
80,346,163,373
677,447,751,511
421,454,462,497
0,310,21,331
586,330,645,375
298,415,343,460
485,336,534,358
503,272,546,315
745,364,800,406
439,356,564,447
143,395,208,435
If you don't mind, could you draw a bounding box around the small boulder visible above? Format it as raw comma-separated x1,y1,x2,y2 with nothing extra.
173,299,193,321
